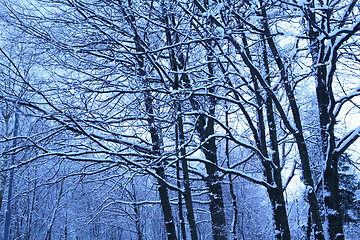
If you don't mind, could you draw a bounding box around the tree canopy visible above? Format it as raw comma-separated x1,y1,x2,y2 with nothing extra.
1,0,360,239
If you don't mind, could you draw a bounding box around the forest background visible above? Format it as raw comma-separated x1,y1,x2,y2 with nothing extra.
0,0,360,239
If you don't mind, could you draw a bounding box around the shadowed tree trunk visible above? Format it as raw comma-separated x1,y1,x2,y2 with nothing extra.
303,1,360,238
198,47,226,240
163,8,198,239
123,4,178,239
260,27,290,239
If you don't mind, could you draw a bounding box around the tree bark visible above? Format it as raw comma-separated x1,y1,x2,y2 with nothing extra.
198,42,227,240
164,11,198,240
304,1,351,238
259,1,324,238
123,4,178,239
260,31,290,240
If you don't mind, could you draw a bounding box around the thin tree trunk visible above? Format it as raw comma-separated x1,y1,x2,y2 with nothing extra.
134,203,143,240
164,11,198,240
144,82,177,240
0,110,10,211
225,105,239,240
121,4,178,239
177,115,198,240
260,31,291,240
176,158,187,240
0,109,11,212
131,180,143,240
3,109,19,240
25,165,37,240
175,123,187,240
257,1,324,238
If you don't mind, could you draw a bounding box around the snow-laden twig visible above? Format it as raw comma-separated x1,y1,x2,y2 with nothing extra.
334,125,360,155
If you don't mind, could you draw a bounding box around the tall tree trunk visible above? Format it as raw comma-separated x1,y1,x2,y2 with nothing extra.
3,109,19,240
196,46,227,240
231,14,290,239
164,10,198,240
145,93,177,240
316,51,344,240
0,110,10,212
25,165,37,240
304,1,349,238
176,156,187,240
177,113,198,240
260,31,290,240
201,130,227,240
258,1,324,238
131,180,144,240
121,3,178,239
184,33,226,239
225,105,239,240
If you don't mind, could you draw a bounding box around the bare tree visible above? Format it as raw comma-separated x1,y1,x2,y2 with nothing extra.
1,1,360,240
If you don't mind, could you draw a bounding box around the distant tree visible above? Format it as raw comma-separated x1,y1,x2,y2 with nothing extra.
338,154,360,223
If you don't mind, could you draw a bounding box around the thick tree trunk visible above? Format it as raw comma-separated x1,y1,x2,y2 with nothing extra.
324,157,343,240
316,61,344,240
200,45,227,240
316,47,344,240
305,0,345,237
203,146,227,240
